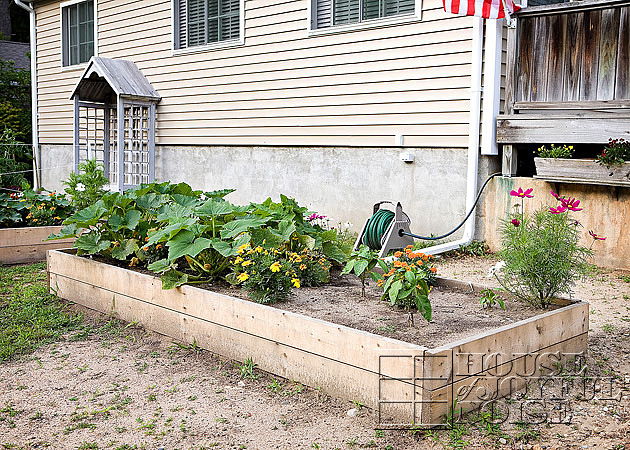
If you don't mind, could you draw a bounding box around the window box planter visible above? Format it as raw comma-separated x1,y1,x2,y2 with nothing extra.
47,249,588,426
534,157,630,186
0,226,74,264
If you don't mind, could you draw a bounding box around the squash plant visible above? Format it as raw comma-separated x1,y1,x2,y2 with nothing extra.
50,182,346,290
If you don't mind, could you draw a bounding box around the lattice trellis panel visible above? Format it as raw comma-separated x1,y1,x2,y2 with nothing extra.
76,103,107,171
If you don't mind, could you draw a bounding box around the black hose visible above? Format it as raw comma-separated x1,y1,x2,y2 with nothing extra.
400,172,502,241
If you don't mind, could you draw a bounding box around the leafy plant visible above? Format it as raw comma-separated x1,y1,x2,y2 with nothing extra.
392,246,438,286
231,244,298,304
0,59,31,144
534,144,575,159
238,357,259,380
375,249,434,324
341,244,379,297
598,138,630,169
63,159,110,211
51,182,342,291
0,188,72,227
479,288,505,310
0,128,31,188
496,187,603,308
287,248,331,287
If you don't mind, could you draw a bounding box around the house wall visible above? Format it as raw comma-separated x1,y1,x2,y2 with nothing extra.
34,0,477,148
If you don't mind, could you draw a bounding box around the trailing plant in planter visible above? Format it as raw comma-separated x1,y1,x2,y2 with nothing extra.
598,138,630,169
496,187,604,308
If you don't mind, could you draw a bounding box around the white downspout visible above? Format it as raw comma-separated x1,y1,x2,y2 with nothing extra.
419,17,485,255
14,0,40,190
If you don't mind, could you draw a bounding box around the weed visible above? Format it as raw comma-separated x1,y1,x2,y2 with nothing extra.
374,429,385,438
268,378,283,393
78,442,98,450
188,395,197,401
168,338,202,355
238,357,260,380
215,417,228,423
603,323,616,333
479,288,506,310
377,325,396,333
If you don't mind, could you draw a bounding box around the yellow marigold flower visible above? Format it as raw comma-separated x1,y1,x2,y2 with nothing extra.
237,243,249,254
129,257,139,267
32,218,37,222
204,263,211,270
237,272,249,282
255,246,263,253
242,260,253,267
291,278,300,288
50,206,55,211
299,264,307,270
37,205,43,210
270,261,281,272
54,216,61,220
234,256,244,264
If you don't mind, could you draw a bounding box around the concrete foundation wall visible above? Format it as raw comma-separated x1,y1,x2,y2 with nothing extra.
39,144,500,241
157,145,482,239
483,176,630,270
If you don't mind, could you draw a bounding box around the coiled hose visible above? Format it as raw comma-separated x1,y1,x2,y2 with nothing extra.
362,172,502,249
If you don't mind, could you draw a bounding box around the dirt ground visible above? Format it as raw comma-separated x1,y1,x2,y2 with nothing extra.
1,255,629,449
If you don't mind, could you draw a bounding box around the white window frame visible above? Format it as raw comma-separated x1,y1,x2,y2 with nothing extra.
171,0,245,55
307,0,422,35
60,0,98,70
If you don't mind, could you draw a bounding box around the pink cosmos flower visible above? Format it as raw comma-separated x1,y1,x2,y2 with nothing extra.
307,213,326,221
550,205,567,214
550,190,561,199
510,187,533,198
589,230,606,241
560,197,582,211
511,218,520,227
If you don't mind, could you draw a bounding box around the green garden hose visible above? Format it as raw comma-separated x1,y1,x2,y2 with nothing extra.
362,208,395,250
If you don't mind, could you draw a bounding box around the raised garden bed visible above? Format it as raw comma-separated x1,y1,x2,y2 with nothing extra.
0,226,74,264
47,249,589,426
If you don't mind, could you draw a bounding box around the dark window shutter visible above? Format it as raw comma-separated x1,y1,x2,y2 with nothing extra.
187,0,206,47
315,0,332,28
385,0,414,16
363,0,382,20
333,0,359,25
176,0,187,48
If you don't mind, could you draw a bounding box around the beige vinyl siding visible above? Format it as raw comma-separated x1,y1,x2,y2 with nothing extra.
35,0,475,147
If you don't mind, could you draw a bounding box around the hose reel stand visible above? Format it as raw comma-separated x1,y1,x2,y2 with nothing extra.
354,201,414,258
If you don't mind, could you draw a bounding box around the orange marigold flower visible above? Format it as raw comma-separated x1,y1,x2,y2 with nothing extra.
430,267,437,273
145,236,150,242
406,245,413,250
393,261,403,268
394,251,402,258
423,255,429,261
417,260,423,265
156,244,163,250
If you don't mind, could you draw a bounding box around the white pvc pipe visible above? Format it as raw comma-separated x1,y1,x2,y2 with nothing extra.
14,0,40,190
420,17,485,255
481,19,503,156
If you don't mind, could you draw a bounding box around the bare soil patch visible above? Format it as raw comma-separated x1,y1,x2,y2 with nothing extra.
1,255,629,449
213,275,553,349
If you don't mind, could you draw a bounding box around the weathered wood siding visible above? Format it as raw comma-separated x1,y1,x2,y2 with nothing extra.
515,6,630,104
35,0,475,148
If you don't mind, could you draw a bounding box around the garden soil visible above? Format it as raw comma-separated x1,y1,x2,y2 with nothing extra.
0,255,629,449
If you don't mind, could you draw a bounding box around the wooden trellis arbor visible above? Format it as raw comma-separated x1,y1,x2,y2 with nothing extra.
70,57,161,191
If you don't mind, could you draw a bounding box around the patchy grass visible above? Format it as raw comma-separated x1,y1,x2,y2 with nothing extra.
0,262,82,361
